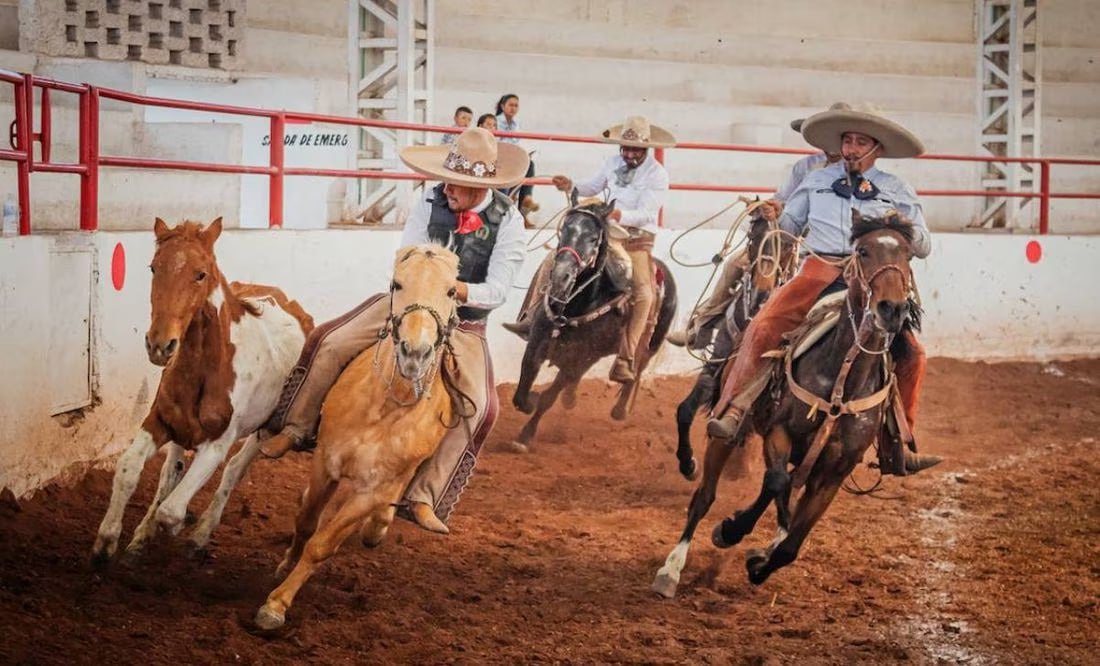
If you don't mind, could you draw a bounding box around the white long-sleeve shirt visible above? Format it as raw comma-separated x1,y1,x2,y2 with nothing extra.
401,188,527,312
573,153,669,234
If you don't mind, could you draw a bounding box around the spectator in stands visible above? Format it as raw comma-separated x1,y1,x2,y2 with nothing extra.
477,113,497,132
495,94,538,215
667,102,850,349
441,106,474,144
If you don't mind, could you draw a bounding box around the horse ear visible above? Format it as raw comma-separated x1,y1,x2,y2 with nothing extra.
605,199,617,217
153,217,169,238
202,217,223,245
850,209,862,226
570,187,579,208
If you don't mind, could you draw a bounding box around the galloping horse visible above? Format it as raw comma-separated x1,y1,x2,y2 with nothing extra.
255,245,462,630
654,211,918,596
92,218,313,564
674,215,795,479
510,199,678,452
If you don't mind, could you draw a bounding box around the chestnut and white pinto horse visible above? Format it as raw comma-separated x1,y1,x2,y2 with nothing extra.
92,217,313,564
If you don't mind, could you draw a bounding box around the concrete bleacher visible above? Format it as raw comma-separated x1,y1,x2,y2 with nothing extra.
433,0,1100,233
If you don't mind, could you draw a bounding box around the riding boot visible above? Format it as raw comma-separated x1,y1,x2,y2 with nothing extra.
610,357,636,384
706,406,743,440
259,429,306,459
903,450,943,474
502,318,531,338
409,501,450,535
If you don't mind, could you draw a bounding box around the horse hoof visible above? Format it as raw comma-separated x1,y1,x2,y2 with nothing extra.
610,404,628,421
711,521,736,549
505,441,530,454
254,605,286,631
651,571,679,599
90,548,112,570
679,457,698,481
745,549,771,586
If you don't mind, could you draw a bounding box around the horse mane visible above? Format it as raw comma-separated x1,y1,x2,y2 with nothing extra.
850,212,916,245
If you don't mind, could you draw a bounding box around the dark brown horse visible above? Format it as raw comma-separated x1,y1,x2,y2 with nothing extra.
509,200,678,452
674,215,795,479
654,211,918,596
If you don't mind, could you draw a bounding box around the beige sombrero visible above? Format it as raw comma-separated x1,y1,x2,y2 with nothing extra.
400,127,530,188
599,115,676,149
790,102,851,133
801,103,924,159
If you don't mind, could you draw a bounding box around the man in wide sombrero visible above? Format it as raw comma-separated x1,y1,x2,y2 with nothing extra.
706,104,940,474
503,115,676,384
260,127,529,533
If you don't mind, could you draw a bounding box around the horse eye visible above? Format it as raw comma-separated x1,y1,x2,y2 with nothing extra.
391,280,403,291
196,271,207,281
857,247,869,258
149,265,155,274
447,287,457,298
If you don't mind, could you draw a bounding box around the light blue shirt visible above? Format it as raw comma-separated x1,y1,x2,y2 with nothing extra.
774,152,829,202
779,162,931,258
496,114,520,144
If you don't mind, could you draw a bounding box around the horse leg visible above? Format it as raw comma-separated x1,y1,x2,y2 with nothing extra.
276,453,339,578
561,381,578,410
512,335,549,414
154,434,235,536
124,442,187,557
712,426,789,549
674,370,717,481
746,447,848,586
188,433,263,551
512,369,575,453
255,491,379,630
652,435,736,598
92,428,161,565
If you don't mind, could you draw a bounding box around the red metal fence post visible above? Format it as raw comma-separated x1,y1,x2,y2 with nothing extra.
655,146,665,228
269,113,285,228
79,87,100,231
1038,160,1051,235
12,77,31,235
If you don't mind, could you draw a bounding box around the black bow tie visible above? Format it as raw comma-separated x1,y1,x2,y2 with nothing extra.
831,171,880,200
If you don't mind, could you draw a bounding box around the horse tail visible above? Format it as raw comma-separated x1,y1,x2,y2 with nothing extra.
649,259,678,353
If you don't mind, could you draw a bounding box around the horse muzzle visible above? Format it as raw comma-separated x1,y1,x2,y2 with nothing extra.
145,335,179,366
396,341,437,393
873,299,909,334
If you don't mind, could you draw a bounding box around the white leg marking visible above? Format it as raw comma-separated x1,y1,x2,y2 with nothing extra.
156,436,234,533
189,433,262,548
769,526,790,551
657,540,691,581
93,429,158,558
125,442,186,553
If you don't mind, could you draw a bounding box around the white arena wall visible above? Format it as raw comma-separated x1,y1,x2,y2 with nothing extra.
2,228,1098,498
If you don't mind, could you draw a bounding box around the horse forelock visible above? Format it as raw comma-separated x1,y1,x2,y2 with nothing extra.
155,220,208,246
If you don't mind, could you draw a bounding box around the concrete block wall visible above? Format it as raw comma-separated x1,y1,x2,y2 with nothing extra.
21,0,244,70
433,0,1100,234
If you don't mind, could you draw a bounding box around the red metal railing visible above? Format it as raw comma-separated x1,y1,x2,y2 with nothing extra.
3,69,1100,236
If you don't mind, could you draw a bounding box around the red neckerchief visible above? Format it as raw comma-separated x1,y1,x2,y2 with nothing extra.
455,209,483,235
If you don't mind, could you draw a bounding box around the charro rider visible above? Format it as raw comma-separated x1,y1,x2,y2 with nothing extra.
260,127,529,533
503,115,675,384
667,102,849,350
706,104,940,474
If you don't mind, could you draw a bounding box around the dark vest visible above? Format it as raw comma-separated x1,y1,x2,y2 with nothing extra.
426,183,510,321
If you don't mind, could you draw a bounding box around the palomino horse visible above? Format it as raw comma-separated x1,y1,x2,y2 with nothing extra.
92,218,313,564
674,215,795,479
254,245,462,630
510,199,678,452
654,211,918,596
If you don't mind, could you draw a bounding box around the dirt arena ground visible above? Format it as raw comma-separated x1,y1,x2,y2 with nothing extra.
0,358,1097,664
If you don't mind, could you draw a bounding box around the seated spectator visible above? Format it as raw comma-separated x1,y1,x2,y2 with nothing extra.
477,113,497,132
495,94,538,214
441,105,474,144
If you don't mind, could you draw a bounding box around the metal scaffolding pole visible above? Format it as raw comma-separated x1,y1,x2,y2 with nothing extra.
351,0,434,224
974,0,1041,230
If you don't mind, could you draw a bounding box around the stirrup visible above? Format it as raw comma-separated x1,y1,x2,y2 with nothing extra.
706,409,741,440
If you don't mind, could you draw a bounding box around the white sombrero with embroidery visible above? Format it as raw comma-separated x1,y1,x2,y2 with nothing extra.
599,115,676,149
400,127,530,188
800,103,924,159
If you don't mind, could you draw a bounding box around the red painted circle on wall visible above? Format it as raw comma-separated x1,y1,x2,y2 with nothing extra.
111,242,126,291
1025,240,1042,264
